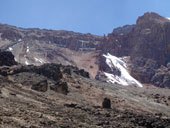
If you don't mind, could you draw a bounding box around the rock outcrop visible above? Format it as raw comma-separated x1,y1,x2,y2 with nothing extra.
50,81,68,95
0,51,17,66
151,63,170,88
31,80,48,92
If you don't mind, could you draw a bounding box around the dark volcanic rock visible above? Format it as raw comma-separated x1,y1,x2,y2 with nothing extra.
31,80,48,92
35,64,63,81
50,81,68,95
0,51,17,66
73,68,90,78
8,64,63,81
102,98,111,109
99,55,121,76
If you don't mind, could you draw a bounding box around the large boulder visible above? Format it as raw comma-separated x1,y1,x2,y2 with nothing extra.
102,98,111,109
0,51,17,66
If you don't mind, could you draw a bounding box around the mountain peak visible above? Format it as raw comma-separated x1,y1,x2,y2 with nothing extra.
136,12,169,25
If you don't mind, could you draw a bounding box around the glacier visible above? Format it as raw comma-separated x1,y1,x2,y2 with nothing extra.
103,53,143,87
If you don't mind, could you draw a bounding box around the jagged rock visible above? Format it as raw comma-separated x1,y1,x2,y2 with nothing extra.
9,64,63,81
102,98,111,109
112,25,135,35
151,65,170,88
50,82,68,95
35,64,63,81
0,51,17,66
31,80,48,92
130,58,159,83
73,68,89,78
63,67,71,75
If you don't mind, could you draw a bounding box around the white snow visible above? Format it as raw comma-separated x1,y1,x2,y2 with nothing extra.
26,46,29,53
8,47,13,51
103,53,143,87
34,57,44,64
25,59,29,65
24,56,29,65
18,39,22,42
14,57,17,62
167,18,170,20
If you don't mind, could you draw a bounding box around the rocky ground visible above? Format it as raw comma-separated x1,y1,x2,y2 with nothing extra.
0,64,170,128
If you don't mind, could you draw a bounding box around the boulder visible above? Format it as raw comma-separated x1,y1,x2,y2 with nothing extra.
73,68,89,78
50,82,68,95
102,98,111,109
31,80,48,92
0,51,17,66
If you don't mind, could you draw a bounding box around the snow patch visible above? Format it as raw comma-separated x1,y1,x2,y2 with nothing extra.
24,57,29,65
167,17,170,20
103,53,143,87
14,57,17,62
26,46,29,53
25,59,29,65
8,47,13,51
18,39,22,42
34,57,44,64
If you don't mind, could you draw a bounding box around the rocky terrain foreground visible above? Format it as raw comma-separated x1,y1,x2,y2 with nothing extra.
0,62,170,128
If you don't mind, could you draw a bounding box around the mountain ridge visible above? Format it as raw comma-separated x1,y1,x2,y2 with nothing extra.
0,12,170,88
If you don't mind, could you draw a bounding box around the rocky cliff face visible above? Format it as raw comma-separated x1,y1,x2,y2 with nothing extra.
0,24,102,79
97,12,170,88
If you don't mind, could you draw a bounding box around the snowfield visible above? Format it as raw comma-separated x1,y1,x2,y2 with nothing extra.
103,53,143,87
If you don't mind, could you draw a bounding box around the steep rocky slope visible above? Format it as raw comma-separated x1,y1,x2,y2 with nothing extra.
0,24,103,79
0,51,170,127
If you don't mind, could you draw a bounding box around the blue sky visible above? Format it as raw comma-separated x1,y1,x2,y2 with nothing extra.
0,0,170,35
